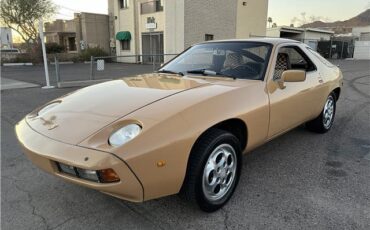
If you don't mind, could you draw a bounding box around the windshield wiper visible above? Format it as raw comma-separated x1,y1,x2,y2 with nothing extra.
187,69,236,79
157,69,184,76
187,69,218,75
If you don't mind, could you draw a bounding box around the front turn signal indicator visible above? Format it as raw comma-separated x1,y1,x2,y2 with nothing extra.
98,168,120,183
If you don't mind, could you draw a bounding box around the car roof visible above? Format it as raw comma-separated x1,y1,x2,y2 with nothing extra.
198,38,301,46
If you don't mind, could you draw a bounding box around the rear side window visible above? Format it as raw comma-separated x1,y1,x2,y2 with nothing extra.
307,47,335,67
278,46,316,72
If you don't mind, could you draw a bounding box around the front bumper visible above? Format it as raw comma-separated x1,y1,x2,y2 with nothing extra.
15,119,143,202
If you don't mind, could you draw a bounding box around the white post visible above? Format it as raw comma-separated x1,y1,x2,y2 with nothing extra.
39,18,54,89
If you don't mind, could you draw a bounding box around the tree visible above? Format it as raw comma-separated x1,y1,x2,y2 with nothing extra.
272,23,277,28
268,17,273,28
0,0,56,46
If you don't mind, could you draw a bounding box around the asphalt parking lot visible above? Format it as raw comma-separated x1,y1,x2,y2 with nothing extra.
1,62,154,86
1,60,370,229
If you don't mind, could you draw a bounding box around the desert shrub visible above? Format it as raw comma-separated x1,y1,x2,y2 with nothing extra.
79,47,108,61
46,43,66,54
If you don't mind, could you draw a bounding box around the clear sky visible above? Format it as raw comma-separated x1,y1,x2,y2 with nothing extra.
52,0,370,26
52,0,108,19
268,0,370,26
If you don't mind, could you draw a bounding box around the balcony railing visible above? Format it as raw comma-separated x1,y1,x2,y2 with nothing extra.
141,0,163,14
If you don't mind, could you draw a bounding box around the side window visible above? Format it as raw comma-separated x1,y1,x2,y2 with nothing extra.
205,34,214,41
273,46,316,80
121,40,130,50
307,47,335,67
119,0,129,9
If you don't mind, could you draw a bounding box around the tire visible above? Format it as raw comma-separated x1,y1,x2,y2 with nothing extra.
180,129,242,212
306,92,336,133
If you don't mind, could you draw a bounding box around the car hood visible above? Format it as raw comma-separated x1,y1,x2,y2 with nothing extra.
25,74,209,145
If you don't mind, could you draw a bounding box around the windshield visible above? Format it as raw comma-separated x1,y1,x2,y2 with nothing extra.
160,42,272,80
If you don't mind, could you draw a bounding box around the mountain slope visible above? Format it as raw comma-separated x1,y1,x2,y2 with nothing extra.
301,9,370,29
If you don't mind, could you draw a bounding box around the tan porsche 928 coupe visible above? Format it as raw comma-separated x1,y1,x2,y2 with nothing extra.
16,38,343,212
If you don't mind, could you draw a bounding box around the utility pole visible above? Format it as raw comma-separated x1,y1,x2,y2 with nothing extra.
39,18,54,89
329,37,333,59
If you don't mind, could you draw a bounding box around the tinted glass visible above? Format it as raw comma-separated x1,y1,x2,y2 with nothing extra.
307,47,335,67
278,46,316,72
161,42,272,80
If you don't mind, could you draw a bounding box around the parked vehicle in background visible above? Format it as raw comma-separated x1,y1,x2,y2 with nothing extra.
1,48,21,53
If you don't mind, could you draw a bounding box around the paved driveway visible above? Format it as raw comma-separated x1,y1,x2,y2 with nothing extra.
1,60,370,229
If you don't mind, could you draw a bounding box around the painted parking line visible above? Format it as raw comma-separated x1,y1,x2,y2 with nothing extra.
1,78,39,90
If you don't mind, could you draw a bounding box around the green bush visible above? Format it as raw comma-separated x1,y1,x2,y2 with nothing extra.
79,47,108,61
2,54,33,63
46,43,66,54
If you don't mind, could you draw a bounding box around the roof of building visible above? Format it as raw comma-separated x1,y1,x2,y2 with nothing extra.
200,38,301,45
267,26,334,34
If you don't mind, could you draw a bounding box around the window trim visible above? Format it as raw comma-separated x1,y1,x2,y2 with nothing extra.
278,45,317,72
306,47,335,68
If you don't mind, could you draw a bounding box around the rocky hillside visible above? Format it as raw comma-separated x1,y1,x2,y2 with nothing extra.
301,9,370,33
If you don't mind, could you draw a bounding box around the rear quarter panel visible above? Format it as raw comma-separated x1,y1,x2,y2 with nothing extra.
304,45,343,104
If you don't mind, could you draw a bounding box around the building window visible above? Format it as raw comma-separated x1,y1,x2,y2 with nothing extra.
141,0,163,14
119,0,129,9
205,34,214,41
121,40,130,50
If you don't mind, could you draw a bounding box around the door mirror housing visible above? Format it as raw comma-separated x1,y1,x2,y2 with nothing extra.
277,70,306,89
282,70,306,82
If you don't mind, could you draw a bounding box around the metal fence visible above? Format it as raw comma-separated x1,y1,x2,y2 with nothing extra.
250,35,354,59
317,39,354,59
90,53,178,80
52,54,178,87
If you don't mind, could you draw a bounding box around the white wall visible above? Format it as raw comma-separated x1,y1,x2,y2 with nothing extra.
236,0,268,38
352,26,370,38
354,41,370,60
164,0,184,58
115,0,137,63
303,31,332,41
266,28,281,38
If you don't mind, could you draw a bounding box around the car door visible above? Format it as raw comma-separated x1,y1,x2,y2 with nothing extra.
267,43,324,138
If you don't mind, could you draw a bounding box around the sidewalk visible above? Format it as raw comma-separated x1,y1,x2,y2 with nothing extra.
1,77,39,90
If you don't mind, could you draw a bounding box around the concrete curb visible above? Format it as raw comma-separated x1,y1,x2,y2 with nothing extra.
3,63,33,66
51,61,74,65
57,79,111,88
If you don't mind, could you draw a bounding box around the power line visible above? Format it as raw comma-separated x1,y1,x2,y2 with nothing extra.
55,4,80,13
55,12,74,18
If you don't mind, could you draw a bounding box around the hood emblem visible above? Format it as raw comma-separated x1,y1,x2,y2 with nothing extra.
40,116,59,130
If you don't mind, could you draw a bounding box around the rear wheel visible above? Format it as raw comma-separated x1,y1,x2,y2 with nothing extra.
180,129,242,212
306,92,336,133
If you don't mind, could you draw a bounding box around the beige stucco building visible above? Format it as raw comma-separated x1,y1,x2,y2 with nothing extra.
45,13,111,53
108,0,268,63
266,26,334,51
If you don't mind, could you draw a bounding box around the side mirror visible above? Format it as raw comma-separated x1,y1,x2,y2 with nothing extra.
277,70,306,89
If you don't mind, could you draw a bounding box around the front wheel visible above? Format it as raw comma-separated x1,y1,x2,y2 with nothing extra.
306,92,336,133
180,129,242,212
